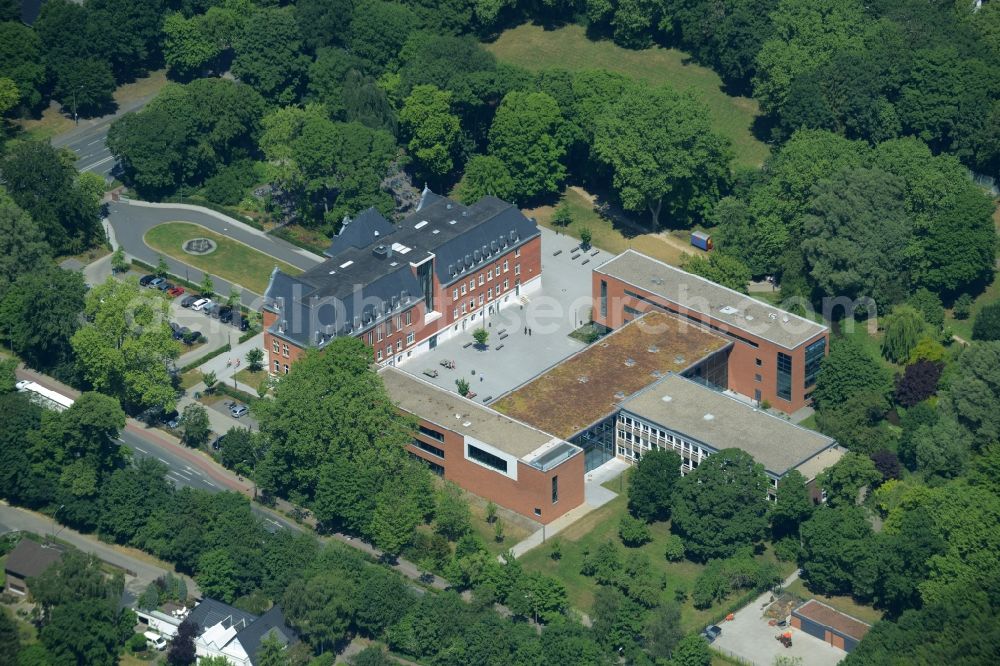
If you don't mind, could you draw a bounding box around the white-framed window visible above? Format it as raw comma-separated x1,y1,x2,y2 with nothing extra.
514,264,520,275
469,299,474,309
461,303,467,314
377,325,383,342
487,269,492,280
469,278,475,291
272,340,279,353
405,311,411,326
496,262,501,275
515,248,521,257
282,343,289,358
377,348,382,361
367,332,373,345
453,288,458,299
487,288,492,299
478,274,484,286
385,345,391,357
396,340,402,352
503,259,509,272
478,294,484,306
274,360,280,372
283,364,289,374
461,284,466,296
406,332,414,345
395,316,401,330
504,279,509,290
453,308,458,318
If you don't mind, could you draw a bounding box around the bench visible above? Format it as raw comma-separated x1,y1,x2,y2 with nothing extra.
591,249,599,256
483,396,493,403
497,328,507,335
552,249,563,256
570,245,580,252
571,254,580,260
498,332,508,340
462,342,472,348
466,391,477,399
495,344,504,350
582,259,590,265
423,369,439,378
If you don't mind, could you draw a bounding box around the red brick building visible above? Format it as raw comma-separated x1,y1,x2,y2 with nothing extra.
263,190,542,374
380,367,584,524
593,250,829,413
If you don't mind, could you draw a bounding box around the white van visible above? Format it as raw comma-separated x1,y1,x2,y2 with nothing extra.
144,631,168,651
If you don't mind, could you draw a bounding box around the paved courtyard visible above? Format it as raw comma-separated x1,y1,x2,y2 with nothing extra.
399,227,612,404
713,584,846,666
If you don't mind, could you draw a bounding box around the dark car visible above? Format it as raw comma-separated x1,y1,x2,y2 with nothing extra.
156,281,173,291
172,326,189,341
702,626,722,643
161,410,180,429
139,274,156,287
218,306,233,323
211,435,224,451
236,317,250,332
182,330,202,345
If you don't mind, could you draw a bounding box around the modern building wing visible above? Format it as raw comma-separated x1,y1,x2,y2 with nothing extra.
381,367,584,524
264,190,541,374
593,250,830,412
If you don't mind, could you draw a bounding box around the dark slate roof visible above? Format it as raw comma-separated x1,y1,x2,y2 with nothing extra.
323,208,396,258
264,192,539,348
4,538,63,579
235,605,297,666
187,598,258,633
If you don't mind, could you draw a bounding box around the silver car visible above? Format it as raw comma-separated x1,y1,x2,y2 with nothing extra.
230,404,249,418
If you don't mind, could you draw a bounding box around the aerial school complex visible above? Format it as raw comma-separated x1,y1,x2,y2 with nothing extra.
261,192,840,522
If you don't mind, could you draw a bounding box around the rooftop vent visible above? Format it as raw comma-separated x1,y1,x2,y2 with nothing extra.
432,229,440,234
661,395,673,403
624,357,636,367
577,375,589,383
446,203,453,210
340,260,355,269
449,219,457,225
782,315,789,323
674,355,685,365
703,413,715,421
651,277,664,285
719,305,739,315
474,250,481,262
462,211,468,217
462,421,472,427
651,370,662,378
745,315,754,321
372,245,390,260
465,254,472,268
328,270,336,275
648,345,659,353
373,230,379,237
768,312,778,320
614,391,625,400
389,261,398,267
491,240,498,253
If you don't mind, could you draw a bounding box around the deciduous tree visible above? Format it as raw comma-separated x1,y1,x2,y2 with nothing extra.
812,337,892,409
488,91,567,201
818,452,880,507
681,252,751,293
627,449,681,522
399,85,462,186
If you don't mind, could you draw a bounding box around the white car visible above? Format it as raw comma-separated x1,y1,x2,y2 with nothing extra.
191,298,212,311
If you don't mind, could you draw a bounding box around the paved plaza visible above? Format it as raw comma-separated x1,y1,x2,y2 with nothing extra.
399,227,612,405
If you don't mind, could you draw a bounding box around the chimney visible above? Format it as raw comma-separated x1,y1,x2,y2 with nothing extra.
372,244,391,259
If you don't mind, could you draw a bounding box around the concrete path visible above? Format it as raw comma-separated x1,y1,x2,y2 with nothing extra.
507,458,628,558
0,503,199,603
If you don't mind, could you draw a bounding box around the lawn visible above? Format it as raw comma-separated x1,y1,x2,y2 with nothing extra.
234,367,269,394
144,222,302,294
784,578,883,627
518,472,795,632
485,24,770,169
18,70,168,142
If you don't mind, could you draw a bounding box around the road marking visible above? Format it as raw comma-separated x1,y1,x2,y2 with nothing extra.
266,519,282,528
172,468,193,480
158,457,170,465
80,155,114,172
86,138,103,146
134,447,148,454
185,465,204,477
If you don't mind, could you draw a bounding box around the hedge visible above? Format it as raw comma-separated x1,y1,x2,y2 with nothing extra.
164,196,262,230
180,343,231,373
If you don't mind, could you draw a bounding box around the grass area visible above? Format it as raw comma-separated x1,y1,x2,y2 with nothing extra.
519,472,794,632
17,70,168,142
467,498,533,557
234,367,268,393
179,369,203,391
485,24,769,169
144,222,302,294
119,652,157,666
273,224,332,256
58,245,111,267
785,578,883,627
527,187,694,266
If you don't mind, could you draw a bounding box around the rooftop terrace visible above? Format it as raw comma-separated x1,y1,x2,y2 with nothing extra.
492,312,730,439
596,249,828,349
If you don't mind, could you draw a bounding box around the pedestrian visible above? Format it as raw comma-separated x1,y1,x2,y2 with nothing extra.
529,328,532,336
524,326,528,334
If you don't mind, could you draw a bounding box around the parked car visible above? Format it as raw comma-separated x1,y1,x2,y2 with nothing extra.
148,277,166,289
144,632,167,651
139,274,156,286
167,285,185,297
230,404,249,418
211,435,224,451
702,625,722,643
182,330,202,345
161,410,180,429
156,281,173,291
180,294,199,308
172,326,190,341
218,306,233,323
236,317,250,332
191,298,211,311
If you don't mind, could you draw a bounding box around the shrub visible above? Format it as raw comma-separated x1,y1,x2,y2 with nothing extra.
953,293,973,320
618,514,652,547
772,536,802,562
972,301,1000,340
894,360,943,408
549,538,562,560
907,288,945,329
127,632,148,653
664,534,685,561
455,378,469,396
870,449,902,483
581,541,622,585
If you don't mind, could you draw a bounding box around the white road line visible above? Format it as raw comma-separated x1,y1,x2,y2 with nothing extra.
172,468,193,480
185,465,204,477
86,138,103,146
134,447,148,454
80,155,114,172
158,457,170,465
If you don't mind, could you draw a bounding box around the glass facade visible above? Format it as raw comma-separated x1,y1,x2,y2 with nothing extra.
413,439,444,458
467,444,507,473
600,280,607,318
804,338,826,388
777,352,793,401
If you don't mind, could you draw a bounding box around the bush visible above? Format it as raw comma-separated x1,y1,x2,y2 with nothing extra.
618,514,652,547
772,536,802,562
664,534,685,561
127,632,148,653
907,288,944,329
894,360,943,407
972,301,1000,341
953,293,973,320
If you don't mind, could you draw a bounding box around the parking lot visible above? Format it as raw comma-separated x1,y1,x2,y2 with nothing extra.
399,227,612,404
712,588,846,666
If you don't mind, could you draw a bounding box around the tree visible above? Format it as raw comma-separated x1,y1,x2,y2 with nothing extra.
627,449,681,522
355,569,411,636
812,337,892,409
0,21,46,110
283,572,356,652
870,449,902,484
180,403,211,448
818,452,880,507
0,199,49,296
200,273,214,298
671,448,770,561
348,0,417,71
457,155,517,204
945,341,1000,448
156,255,169,279
246,348,264,373
219,428,259,477
799,505,876,598
618,514,651,547
594,85,732,227
953,293,973,320
972,302,1000,341
681,252,751,293
110,247,128,274
0,358,16,395
881,305,926,363
489,91,567,201
579,227,592,249
296,0,354,52
552,202,573,227
51,57,116,118
399,85,462,186
907,289,945,329
196,548,239,603
672,633,711,666
370,478,423,558
434,482,471,540
0,265,86,375
644,602,683,660
894,360,943,408
98,457,172,544
256,634,290,666
912,416,971,479
71,278,178,412
771,469,813,540
203,370,218,394
232,7,308,104
167,618,197,665
801,167,911,308
162,11,222,80
473,328,489,346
